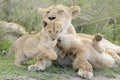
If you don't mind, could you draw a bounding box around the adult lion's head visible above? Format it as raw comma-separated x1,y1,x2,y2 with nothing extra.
38,4,80,29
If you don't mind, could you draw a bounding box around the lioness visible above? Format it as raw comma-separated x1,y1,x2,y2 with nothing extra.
38,4,80,35
57,34,120,79
7,21,62,70
38,4,120,66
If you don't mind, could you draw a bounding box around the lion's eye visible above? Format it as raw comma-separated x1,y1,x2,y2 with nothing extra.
48,31,52,33
58,10,64,14
56,31,59,33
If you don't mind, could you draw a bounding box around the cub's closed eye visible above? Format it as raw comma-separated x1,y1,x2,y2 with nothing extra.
48,31,52,33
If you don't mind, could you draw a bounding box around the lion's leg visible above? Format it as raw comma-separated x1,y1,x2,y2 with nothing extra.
58,49,67,58
73,53,93,79
36,50,57,61
28,58,52,71
38,45,57,60
36,50,57,68
14,52,27,67
46,50,57,60
28,59,46,71
54,46,73,67
28,49,56,71
28,53,49,71
105,49,120,67
92,33,104,53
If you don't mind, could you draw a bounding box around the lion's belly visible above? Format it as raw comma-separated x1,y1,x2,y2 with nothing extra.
88,51,117,68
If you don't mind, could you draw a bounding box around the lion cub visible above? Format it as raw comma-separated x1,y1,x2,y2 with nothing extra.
57,34,120,79
7,21,62,70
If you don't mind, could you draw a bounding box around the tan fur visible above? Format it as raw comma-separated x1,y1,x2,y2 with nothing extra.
38,4,81,66
38,4,80,35
7,21,62,70
38,4,120,67
92,33,104,53
92,34,120,66
57,34,120,79
78,33,120,55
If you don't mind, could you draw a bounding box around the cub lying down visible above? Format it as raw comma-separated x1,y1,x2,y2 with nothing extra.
7,21,62,71
57,33,120,79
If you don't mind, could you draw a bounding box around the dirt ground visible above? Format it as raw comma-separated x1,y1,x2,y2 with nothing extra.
70,76,120,80
1,75,120,80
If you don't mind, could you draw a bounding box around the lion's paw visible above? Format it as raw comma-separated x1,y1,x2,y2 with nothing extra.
95,33,103,41
78,69,93,79
28,65,46,72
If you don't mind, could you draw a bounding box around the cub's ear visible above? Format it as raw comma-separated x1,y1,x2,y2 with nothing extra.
69,6,80,19
42,20,48,28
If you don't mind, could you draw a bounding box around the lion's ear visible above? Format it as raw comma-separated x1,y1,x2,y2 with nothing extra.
38,7,46,13
69,6,80,19
42,20,48,28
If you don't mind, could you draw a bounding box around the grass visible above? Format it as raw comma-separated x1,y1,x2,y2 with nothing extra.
94,68,120,78
0,0,120,79
0,54,77,80
1,53,120,80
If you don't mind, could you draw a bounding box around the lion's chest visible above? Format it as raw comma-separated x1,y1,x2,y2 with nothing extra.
23,37,40,58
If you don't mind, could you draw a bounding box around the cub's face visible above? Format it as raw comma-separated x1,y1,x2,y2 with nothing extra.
57,34,73,50
42,21,62,41
57,34,80,50
38,4,80,29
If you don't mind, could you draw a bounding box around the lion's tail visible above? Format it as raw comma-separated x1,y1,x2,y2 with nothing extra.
7,44,14,56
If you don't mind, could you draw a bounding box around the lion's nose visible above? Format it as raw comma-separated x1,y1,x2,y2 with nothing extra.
48,17,56,20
